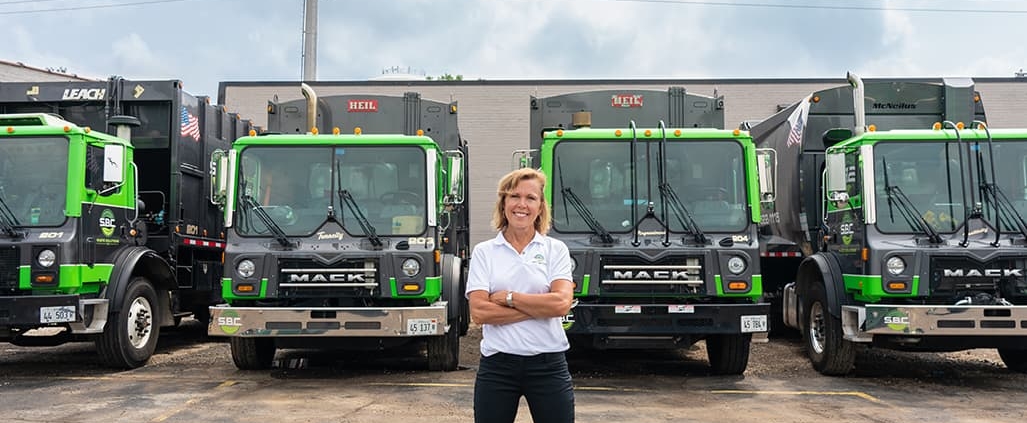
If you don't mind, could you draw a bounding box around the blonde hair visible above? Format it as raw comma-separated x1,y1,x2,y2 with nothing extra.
491,168,551,234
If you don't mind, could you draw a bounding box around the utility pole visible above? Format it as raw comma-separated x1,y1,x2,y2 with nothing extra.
302,0,318,81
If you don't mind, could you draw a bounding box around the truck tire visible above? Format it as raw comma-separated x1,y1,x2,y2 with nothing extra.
230,337,276,370
804,283,855,375
998,348,1027,373
427,319,459,371
96,276,160,369
706,333,752,375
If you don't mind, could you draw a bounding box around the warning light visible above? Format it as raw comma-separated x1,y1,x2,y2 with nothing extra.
674,129,681,137
556,129,564,137
644,129,652,137
354,127,362,135
615,130,623,137
333,127,340,135
417,129,425,136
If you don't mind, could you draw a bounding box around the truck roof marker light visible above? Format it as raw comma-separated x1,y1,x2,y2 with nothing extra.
732,129,741,136
615,130,623,137
674,129,681,137
354,127,362,135
644,129,652,137
932,122,942,130
332,127,341,135
867,124,877,132
311,127,319,135
956,122,965,130
811,96,820,103
417,129,424,136
248,129,256,137
6,127,13,133
977,122,987,130
555,129,564,137
84,127,91,133
64,126,71,132
450,104,458,114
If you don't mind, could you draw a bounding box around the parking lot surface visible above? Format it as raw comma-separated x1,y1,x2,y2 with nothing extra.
2,320,1026,423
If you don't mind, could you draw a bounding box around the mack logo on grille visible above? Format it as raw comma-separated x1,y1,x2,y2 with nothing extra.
289,274,366,283
943,268,1024,277
613,270,690,280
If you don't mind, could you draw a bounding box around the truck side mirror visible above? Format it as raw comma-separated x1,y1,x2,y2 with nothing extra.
511,149,536,169
210,149,228,207
825,152,848,201
756,148,776,203
103,145,125,184
444,150,465,205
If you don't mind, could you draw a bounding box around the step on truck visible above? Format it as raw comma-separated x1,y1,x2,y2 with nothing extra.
208,86,470,371
526,88,773,374
0,77,248,368
752,73,1027,375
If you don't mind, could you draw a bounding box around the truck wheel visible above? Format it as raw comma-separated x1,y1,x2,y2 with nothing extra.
230,337,276,370
804,283,855,375
706,333,752,375
998,348,1027,373
427,319,459,371
96,276,160,369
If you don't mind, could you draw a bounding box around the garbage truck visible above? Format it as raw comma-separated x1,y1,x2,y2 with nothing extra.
0,77,247,368
208,86,469,371
526,88,773,374
752,73,1027,375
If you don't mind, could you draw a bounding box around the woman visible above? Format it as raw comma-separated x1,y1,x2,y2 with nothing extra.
466,168,576,423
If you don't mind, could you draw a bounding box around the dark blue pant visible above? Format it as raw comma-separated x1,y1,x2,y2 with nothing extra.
474,352,575,423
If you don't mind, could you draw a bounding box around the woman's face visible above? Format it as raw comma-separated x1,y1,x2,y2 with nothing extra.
504,178,543,232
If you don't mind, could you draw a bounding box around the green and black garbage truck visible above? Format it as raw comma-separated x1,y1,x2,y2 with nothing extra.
208,86,469,371
526,88,773,374
0,77,249,368
752,73,1027,375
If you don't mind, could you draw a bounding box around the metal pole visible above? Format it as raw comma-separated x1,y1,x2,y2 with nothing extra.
302,0,318,81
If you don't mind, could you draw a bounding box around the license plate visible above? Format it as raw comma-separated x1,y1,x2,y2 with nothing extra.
407,318,438,335
740,315,768,333
40,306,76,323
668,305,694,314
615,305,641,314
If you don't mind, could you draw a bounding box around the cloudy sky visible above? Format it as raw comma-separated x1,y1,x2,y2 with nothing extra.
5,0,1026,98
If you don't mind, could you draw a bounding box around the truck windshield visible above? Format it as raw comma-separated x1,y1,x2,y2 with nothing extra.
0,137,69,226
982,139,1027,233
874,142,966,234
551,139,748,233
236,145,427,237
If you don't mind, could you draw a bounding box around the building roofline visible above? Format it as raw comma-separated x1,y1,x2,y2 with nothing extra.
0,59,98,81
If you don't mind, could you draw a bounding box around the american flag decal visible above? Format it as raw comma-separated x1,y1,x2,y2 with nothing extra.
180,106,200,142
785,95,812,148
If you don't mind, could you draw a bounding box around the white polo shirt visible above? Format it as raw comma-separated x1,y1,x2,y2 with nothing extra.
466,231,573,357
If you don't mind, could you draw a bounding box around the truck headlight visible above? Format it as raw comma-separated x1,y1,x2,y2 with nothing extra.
727,256,746,275
402,258,421,277
37,249,56,268
886,257,905,275
237,259,256,278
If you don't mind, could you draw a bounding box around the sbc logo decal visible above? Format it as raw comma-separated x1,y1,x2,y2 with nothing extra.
99,209,117,237
217,309,243,335
883,310,910,331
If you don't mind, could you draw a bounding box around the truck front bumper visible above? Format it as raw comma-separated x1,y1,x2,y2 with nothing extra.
208,302,450,337
0,295,109,334
844,304,1027,341
565,302,770,336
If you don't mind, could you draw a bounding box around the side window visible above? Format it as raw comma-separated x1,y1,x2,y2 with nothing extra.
85,144,105,192
846,151,861,200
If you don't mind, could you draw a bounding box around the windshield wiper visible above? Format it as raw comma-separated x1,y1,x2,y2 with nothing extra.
0,193,23,238
882,157,943,244
240,195,294,248
656,121,707,245
973,121,1027,245
557,157,614,245
337,189,382,249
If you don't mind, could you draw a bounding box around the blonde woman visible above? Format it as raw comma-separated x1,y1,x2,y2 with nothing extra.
466,168,575,423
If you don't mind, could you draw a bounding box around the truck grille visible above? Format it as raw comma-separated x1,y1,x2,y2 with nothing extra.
0,245,19,293
277,257,379,298
930,257,1027,296
599,256,703,294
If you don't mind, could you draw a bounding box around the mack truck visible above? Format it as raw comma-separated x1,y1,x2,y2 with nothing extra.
752,73,1027,375
526,88,773,374
208,86,469,371
0,77,249,368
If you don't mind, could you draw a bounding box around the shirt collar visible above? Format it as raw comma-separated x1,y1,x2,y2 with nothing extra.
491,231,545,248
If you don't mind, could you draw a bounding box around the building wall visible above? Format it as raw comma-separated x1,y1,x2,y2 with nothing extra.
221,78,1027,245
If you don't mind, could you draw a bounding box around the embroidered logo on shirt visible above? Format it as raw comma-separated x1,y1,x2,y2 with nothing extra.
531,253,546,265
